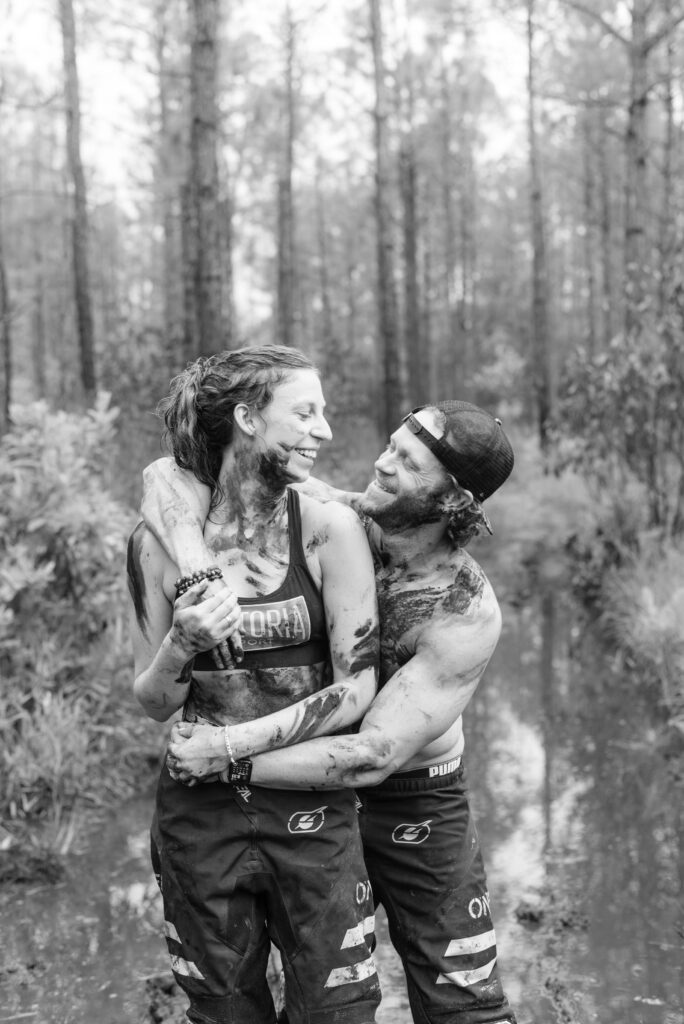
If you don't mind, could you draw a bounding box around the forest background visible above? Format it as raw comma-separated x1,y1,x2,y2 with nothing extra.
0,0,683,879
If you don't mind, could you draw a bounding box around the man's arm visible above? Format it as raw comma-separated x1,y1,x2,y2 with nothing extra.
170,583,501,788
141,458,212,573
141,457,361,570
141,458,242,666
297,476,359,507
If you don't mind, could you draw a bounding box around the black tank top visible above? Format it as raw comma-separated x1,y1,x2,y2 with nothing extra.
192,488,329,671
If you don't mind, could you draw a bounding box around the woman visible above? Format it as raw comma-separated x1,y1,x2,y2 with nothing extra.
127,346,380,1024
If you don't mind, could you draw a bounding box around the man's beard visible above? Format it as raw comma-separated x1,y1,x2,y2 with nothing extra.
358,484,445,532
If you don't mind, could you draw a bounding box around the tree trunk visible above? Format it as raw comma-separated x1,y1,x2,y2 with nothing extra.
400,139,424,406
623,0,649,333
582,110,597,358
369,0,405,436
314,162,337,379
343,160,359,361
31,129,47,398
277,3,297,348
438,50,456,397
0,179,10,436
658,4,674,315
421,216,436,404
396,22,424,408
58,0,96,401
527,0,553,450
155,0,186,375
185,0,225,358
456,16,478,386
597,104,615,348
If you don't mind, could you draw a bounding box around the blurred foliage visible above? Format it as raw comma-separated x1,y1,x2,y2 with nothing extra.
553,311,684,539
472,431,599,606
0,396,164,851
599,543,684,728
476,429,684,724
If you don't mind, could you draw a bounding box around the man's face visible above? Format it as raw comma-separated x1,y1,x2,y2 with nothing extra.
358,409,453,531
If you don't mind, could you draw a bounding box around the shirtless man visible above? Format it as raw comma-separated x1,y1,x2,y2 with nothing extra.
142,400,517,1024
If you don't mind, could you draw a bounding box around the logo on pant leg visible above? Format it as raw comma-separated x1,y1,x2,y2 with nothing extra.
288,806,327,833
324,915,378,989
392,819,432,844
164,920,206,981
356,880,373,905
437,928,498,987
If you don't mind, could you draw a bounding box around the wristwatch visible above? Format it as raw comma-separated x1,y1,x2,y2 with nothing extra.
226,758,252,785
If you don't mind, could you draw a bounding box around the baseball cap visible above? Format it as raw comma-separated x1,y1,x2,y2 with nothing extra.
402,401,514,502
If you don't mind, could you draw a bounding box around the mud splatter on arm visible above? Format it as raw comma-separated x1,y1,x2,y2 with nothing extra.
347,619,380,676
128,525,201,722
141,458,212,573
126,523,150,640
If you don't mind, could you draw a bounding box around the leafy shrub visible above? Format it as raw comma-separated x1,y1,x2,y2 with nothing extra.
599,543,684,723
471,431,598,604
554,323,684,539
0,395,162,847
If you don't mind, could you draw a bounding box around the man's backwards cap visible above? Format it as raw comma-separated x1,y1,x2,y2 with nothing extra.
402,400,514,502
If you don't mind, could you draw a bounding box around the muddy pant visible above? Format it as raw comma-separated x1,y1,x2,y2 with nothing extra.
151,768,381,1024
358,762,516,1024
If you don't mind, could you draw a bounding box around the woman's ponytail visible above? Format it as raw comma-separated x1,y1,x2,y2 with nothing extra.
158,358,224,489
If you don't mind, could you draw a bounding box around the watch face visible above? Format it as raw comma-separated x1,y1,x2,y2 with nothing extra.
230,759,252,784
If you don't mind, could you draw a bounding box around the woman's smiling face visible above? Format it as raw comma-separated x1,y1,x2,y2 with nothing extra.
253,368,333,484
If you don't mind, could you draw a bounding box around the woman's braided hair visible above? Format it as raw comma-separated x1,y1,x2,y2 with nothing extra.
158,346,317,509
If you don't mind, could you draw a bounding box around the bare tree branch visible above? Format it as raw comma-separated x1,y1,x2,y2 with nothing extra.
560,0,684,56
558,0,630,47
643,10,684,54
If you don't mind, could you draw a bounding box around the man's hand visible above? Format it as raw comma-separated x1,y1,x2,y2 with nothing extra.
166,720,229,785
197,576,244,668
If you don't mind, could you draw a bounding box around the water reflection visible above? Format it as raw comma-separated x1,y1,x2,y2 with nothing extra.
1,594,683,1024
470,593,684,1024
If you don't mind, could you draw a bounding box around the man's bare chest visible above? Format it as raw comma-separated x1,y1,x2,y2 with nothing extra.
376,579,446,679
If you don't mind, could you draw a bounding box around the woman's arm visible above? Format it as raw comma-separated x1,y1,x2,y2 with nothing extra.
166,502,379,778
128,523,240,721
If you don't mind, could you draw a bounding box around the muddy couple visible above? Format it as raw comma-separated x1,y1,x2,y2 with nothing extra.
127,344,517,1024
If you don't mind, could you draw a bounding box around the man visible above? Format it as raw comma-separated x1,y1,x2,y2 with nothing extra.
142,400,516,1024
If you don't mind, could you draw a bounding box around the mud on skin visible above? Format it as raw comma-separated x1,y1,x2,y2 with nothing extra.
285,687,346,745
348,619,380,675
257,447,294,492
127,524,149,639
186,665,327,722
306,528,329,554
443,561,486,615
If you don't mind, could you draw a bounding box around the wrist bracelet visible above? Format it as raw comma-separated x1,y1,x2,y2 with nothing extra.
224,725,237,765
175,566,223,598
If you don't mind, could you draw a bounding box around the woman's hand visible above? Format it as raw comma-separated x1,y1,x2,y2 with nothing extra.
170,580,241,657
166,720,229,785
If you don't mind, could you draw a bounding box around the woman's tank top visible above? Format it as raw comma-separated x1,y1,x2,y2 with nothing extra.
192,488,329,671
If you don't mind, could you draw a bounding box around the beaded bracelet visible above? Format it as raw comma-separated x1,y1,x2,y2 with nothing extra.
224,725,237,765
174,566,223,598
